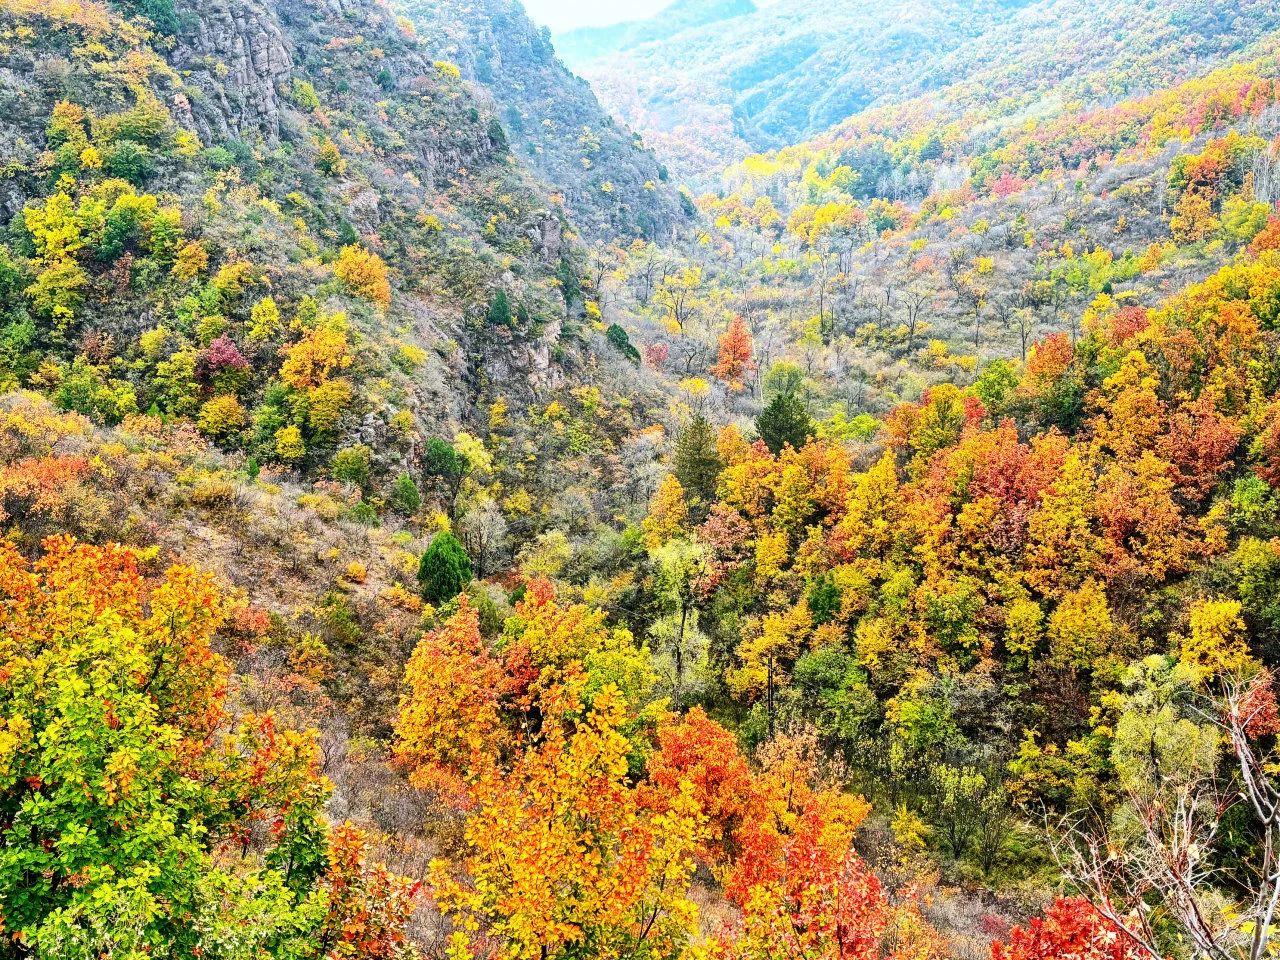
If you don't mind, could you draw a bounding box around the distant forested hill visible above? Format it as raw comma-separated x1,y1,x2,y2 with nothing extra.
564,0,1280,180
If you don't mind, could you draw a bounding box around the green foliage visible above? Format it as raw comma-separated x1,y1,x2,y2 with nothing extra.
672,415,721,508
605,323,640,363
487,288,514,327
418,531,473,605
973,359,1020,415
556,256,581,312
332,444,373,487
54,358,138,424
390,472,422,514
756,390,814,454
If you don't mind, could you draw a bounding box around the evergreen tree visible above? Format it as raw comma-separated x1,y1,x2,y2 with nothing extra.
418,532,473,605
556,256,581,315
487,289,513,327
756,391,815,454
673,415,721,510
390,472,421,514
605,323,641,364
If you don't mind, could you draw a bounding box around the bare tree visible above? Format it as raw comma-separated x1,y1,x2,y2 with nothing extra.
1054,673,1280,960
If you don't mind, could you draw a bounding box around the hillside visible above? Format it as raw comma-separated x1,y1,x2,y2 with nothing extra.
400,0,693,241
570,0,1280,181
562,0,1038,178
4,0,1280,959
554,0,756,66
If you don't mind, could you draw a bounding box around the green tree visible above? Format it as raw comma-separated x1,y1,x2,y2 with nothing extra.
556,256,580,316
423,438,470,517
487,289,514,327
418,531,473,605
605,323,640,363
673,415,721,511
332,444,372,488
391,472,422,515
756,391,815,454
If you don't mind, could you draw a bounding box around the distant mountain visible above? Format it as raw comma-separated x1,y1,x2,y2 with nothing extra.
554,0,756,67
564,0,1039,179
567,0,1280,184
398,0,693,242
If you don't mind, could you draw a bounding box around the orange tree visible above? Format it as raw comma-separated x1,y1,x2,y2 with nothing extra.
430,678,703,960
0,536,417,959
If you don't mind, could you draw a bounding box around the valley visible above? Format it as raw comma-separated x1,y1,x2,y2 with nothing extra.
0,0,1278,957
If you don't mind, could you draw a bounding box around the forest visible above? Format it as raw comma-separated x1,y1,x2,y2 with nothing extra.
0,0,1279,957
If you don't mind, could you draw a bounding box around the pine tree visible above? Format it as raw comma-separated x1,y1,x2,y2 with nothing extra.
418,531,473,605
673,415,721,510
756,391,815,454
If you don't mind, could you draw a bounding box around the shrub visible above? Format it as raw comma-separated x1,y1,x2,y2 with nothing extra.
391,472,421,514
334,245,392,309
317,139,347,176
101,140,154,185
274,425,306,461
197,395,248,439
332,445,372,487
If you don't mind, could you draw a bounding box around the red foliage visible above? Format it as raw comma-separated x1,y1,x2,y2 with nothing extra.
990,172,1028,199
196,334,251,383
642,707,758,862
710,316,756,390
645,342,670,369
1106,307,1150,346
1240,670,1280,739
1159,393,1243,500
990,898,1143,960
319,823,422,959
1025,333,1075,384
1251,214,1280,254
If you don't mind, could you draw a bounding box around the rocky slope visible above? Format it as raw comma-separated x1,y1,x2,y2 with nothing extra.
399,0,694,242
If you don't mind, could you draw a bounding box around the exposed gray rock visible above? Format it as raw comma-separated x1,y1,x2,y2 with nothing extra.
173,0,292,145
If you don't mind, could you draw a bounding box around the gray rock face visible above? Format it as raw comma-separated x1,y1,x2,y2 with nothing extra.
173,0,292,145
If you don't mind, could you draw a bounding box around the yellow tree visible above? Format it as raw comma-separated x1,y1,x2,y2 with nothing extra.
431,680,703,960
393,599,507,807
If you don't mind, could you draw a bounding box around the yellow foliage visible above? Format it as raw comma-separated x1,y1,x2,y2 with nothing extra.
334,244,392,310
274,425,305,461
279,325,352,391
196,395,247,439
1180,598,1256,682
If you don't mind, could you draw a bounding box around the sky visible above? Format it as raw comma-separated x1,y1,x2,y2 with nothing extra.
520,0,672,32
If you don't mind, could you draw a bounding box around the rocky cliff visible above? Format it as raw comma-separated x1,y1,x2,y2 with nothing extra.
398,0,693,243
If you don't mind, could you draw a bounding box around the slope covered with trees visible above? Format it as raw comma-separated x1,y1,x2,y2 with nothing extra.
5,0,1280,958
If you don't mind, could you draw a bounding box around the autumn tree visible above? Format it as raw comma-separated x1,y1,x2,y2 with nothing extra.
334,244,392,310
0,536,415,957
711,316,757,392
430,681,702,960
394,598,505,805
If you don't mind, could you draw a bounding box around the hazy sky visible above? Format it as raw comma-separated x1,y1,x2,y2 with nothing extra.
520,0,671,31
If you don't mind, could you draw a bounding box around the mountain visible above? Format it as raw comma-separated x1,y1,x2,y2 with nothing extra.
553,0,756,66
569,0,1280,181
398,0,693,242
563,0,1038,178
7,0,1280,957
